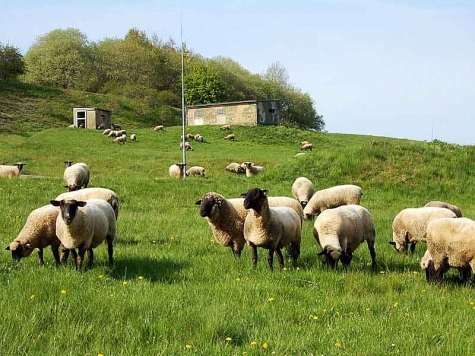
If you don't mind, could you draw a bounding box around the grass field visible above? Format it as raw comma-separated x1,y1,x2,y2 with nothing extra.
1,125,475,355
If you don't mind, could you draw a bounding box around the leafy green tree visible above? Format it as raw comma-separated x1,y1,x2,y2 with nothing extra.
0,43,25,80
24,28,98,90
184,59,228,105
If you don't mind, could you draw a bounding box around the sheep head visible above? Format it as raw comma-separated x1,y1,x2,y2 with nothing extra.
50,199,87,225
242,188,268,212
6,241,34,261
195,193,223,219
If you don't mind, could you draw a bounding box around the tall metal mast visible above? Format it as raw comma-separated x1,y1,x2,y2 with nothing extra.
181,13,187,178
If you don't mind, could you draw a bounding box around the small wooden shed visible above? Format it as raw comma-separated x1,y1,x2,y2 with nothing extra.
72,107,112,129
186,100,281,127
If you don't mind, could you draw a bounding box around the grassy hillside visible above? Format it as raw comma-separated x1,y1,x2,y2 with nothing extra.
1,125,475,355
0,80,182,133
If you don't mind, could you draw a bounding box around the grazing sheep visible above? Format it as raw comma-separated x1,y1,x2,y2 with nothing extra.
103,129,112,135
390,207,457,253
63,162,90,191
116,130,127,136
113,134,127,144
242,188,302,270
292,177,315,208
424,201,462,218
169,163,187,179
421,217,475,283
313,205,376,269
55,187,120,219
68,124,75,128
303,184,362,219
243,162,265,177
226,162,246,174
300,141,309,146
108,130,119,137
97,123,105,130
179,142,194,151
0,163,25,178
111,123,121,130
196,192,304,257
224,134,235,141
194,134,204,142
301,143,313,151
186,166,206,177
153,125,165,131
130,133,137,142
5,205,61,265
220,124,231,130
293,153,306,158
50,199,116,270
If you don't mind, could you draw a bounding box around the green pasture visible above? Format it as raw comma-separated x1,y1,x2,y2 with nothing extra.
1,125,475,355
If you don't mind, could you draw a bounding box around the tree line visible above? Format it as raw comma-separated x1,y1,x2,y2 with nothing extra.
0,28,324,130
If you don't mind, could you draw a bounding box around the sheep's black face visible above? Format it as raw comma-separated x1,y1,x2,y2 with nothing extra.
197,196,216,218
243,188,268,211
318,246,340,269
6,242,34,261
50,199,87,225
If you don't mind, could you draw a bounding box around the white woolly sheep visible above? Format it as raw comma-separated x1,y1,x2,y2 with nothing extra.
179,142,194,151
181,134,194,141
300,141,309,146
194,134,204,142
243,162,265,177
186,166,205,177
5,205,61,265
50,198,116,270
301,143,313,151
421,217,475,283
55,187,120,219
293,153,306,158
225,162,246,174
220,124,231,130
113,134,127,144
242,188,302,270
108,130,119,137
389,207,457,253
153,125,165,131
169,163,188,179
102,129,112,135
313,204,376,269
63,162,90,191
224,134,235,141
195,192,304,258
130,133,137,142
303,184,363,219
424,201,462,218
116,130,127,136
0,163,25,178
292,177,315,208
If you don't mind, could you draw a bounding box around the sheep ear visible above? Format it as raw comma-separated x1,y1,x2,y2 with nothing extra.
50,200,60,206
263,190,268,195
388,241,396,246
240,193,247,198
195,200,202,205
317,250,325,256
77,201,87,207
63,185,69,188
5,246,10,250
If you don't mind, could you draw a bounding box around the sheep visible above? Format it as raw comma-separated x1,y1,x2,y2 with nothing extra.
424,201,462,218
54,187,120,219
5,205,61,265
194,134,204,142
303,184,363,219
224,134,235,141
242,188,302,270
421,217,475,283
292,177,315,208
220,124,231,130
50,198,116,270
68,124,75,128
300,141,310,146
0,163,25,178
103,129,112,135
116,130,127,136
96,123,105,130
111,123,121,130
195,192,304,258
130,133,137,142
113,134,127,144
108,130,119,137
389,207,457,253
154,125,165,131
293,153,306,158
179,142,194,151
301,143,313,151
169,163,187,179
242,162,265,177
186,166,205,177
225,162,246,174
63,162,90,191
313,205,376,269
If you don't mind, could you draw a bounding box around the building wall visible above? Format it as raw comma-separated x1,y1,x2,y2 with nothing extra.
187,103,258,126
257,100,281,125
72,108,111,129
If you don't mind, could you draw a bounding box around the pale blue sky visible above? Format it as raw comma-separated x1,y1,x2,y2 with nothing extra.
2,0,474,144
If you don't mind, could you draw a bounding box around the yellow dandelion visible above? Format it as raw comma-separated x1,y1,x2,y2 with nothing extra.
98,354,104,356
422,289,426,293
236,278,241,282
138,276,143,280
283,267,288,271
226,337,232,341
30,294,35,300
250,341,257,346
365,307,370,312
334,342,341,348
473,306,475,310
61,290,66,295
98,275,104,279
393,302,398,308
268,297,274,302
380,271,385,274
123,281,128,286
262,342,269,349
405,313,409,317
470,301,474,305
152,240,156,244
110,294,114,298
185,344,192,349
296,267,300,271
313,316,319,320
323,309,327,313
243,352,247,355
412,271,418,275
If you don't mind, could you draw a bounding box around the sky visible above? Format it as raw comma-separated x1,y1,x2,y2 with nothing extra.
2,0,474,144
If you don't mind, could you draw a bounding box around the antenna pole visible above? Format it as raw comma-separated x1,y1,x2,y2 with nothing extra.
181,13,187,178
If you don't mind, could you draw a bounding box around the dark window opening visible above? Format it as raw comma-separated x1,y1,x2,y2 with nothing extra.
269,108,276,114
77,111,86,119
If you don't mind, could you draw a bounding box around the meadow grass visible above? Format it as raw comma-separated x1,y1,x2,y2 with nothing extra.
1,126,475,355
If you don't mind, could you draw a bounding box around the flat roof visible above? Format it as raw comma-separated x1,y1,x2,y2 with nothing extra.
73,107,112,112
187,99,279,109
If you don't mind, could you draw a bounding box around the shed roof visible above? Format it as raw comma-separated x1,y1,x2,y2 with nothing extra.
187,99,279,109
73,107,112,112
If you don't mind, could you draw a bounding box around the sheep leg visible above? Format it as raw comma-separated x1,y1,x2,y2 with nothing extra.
275,248,284,269
459,267,471,283
60,247,70,265
267,248,275,271
409,242,416,254
87,248,94,269
107,237,114,266
368,242,376,266
51,246,61,266
76,247,87,271
249,243,258,268
37,249,45,266
69,249,78,267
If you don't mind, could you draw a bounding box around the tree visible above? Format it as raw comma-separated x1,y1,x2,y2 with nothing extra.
24,28,98,90
262,61,290,88
184,59,228,105
0,43,25,80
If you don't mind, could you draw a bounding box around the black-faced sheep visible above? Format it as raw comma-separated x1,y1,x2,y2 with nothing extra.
301,143,313,151
225,162,246,174
224,134,235,141
291,177,315,208
169,163,188,179
243,162,265,177
113,134,127,144
303,184,362,219
63,162,90,191
220,124,231,130
424,201,462,218
154,125,165,131
130,134,137,142
186,166,205,177
179,142,194,151
0,163,25,178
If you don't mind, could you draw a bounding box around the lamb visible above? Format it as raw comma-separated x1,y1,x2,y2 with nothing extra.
196,192,303,258
50,198,116,270
224,134,235,141
169,163,188,179
313,205,376,269
54,187,120,219
194,134,204,142
220,124,231,130
130,133,137,142
303,184,362,219
5,205,61,265
186,166,205,177
225,162,246,174
301,143,313,151
291,177,315,208
153,125,165,131
421,217,475,283
424,201,462,218
389,207,457,253
179,142,194,151
63,162,90,191
102,129,112,135
113,134,127,144
243,162,265,177
0,163,25,178
242,188,302,270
